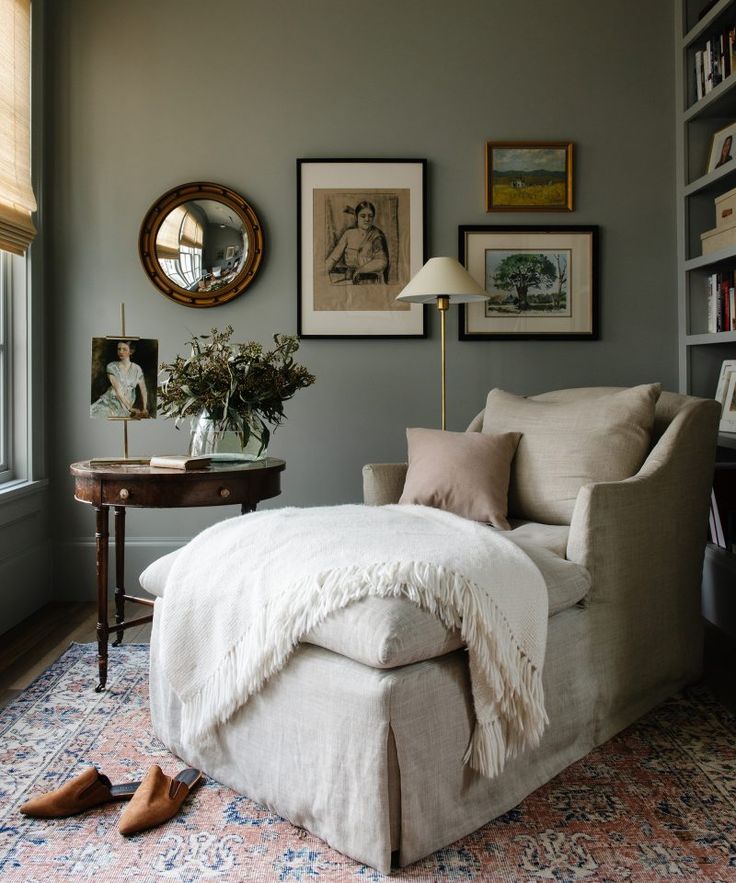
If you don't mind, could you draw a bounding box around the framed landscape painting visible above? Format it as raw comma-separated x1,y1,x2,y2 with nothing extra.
297,158,427,338
458,225,598,340
485,142,573,212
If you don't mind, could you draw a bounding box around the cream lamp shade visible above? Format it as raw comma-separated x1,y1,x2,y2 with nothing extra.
396,257,488,430
395,257,487,304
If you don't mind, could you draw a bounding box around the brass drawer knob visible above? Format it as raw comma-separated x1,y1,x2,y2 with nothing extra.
119,488,130,500
219,487,231,499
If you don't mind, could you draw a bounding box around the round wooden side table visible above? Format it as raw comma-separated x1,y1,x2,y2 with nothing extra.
70,457,285,691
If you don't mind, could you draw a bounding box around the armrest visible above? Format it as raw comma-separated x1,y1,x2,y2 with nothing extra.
362,463,407,506
567,398,720,604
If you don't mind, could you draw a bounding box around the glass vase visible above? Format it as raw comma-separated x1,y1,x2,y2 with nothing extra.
188,411,268,461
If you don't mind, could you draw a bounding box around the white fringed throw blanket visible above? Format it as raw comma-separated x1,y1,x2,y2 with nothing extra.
159,504,549,779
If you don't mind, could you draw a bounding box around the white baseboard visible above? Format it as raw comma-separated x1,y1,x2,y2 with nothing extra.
52,538,188,601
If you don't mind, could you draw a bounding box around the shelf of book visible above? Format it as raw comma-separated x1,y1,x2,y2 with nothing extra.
686,330,736,344
684,72,736,120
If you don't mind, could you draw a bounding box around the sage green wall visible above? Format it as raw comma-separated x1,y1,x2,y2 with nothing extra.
46,0,675,597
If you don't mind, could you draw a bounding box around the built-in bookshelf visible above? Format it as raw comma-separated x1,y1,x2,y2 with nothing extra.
679,2,736,641
677,0,736,449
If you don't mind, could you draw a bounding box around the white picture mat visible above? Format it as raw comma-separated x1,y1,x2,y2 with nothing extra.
463,230,593,335
299,161,424,335
715,359,736,404
720,370,736,432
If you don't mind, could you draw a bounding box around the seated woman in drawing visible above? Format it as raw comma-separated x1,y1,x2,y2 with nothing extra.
90,340,149,418
325,201,389,284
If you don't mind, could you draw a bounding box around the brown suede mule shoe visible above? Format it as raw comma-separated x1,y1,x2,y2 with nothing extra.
20,766,141,818
118,765,203,836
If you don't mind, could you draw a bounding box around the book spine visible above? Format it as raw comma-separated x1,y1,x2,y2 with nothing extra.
725,28,732,78
708,273,717,334
721,31,727,80
713,38,722,89
729,281,734,330
706,40,713,92
696,50,704,100
722,277,730,333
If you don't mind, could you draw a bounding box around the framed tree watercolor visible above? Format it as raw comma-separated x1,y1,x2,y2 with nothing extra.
458,225,598,340
297,158,427,338
485,142,573,212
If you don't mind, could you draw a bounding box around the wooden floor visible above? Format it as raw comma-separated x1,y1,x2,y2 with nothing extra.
1,603,734,712
0,602,152,709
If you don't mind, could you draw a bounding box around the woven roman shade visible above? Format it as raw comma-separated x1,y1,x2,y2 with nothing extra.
0,0,36,256
156,206,185,259
156,207,203,259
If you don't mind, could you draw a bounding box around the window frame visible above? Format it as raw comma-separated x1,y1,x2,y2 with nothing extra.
0,251,11,482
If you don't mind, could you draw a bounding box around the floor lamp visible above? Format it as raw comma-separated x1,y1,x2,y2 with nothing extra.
396,257,488,430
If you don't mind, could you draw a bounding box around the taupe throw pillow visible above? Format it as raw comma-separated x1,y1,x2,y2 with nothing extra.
481,384,661,525
399,427,521,530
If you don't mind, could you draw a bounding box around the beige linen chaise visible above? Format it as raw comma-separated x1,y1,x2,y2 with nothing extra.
147,388,719,874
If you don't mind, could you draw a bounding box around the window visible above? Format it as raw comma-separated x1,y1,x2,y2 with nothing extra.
156,206,204,289
0,0,37,256
0,0,40,494
0,252,10,481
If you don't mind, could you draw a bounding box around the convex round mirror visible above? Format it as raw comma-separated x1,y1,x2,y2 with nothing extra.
139,182,264,308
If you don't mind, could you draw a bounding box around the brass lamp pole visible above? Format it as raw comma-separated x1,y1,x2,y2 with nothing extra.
396,258,488,430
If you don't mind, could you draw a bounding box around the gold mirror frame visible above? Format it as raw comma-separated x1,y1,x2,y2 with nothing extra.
139,182,264,308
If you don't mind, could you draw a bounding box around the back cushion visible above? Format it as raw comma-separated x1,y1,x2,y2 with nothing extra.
481,384,661,524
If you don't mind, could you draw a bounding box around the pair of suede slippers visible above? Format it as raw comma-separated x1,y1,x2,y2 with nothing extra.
20,765,203,835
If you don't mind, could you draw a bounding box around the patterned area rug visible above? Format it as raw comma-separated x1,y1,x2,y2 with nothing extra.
1,644,735,882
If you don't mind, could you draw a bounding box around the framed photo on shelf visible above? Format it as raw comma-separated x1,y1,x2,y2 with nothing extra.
297,158,427,338
720,371,736,432
458,225,598,340
485,142,573,212
716,359,736,431
707,121,736,174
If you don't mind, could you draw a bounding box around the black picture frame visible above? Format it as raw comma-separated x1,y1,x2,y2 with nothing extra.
458,225,599,341
297,158,428,339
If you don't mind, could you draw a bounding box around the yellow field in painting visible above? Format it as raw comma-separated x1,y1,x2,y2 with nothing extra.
492,181,566,207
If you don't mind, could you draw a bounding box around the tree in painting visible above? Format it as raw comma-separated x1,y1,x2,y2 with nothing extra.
493,253,556,311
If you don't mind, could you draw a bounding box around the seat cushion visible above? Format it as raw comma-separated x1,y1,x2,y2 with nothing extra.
140,533,590,670
481,384,660,525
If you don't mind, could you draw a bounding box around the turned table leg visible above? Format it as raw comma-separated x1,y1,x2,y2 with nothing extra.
94,505,110,692
113,506,126,646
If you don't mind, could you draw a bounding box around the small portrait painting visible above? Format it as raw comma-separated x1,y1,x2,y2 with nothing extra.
90,337,158,419
708,123,736,173
313,189,410,312
484,249,572,317
486,142,573,211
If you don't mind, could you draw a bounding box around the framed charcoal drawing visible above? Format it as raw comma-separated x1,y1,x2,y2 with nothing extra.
485,142,573,212
297,158,427,338
458,225,599,340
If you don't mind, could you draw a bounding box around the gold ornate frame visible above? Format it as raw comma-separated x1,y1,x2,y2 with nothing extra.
485,142,573,212
139,181,264,308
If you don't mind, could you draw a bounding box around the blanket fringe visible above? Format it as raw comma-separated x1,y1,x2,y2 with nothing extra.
177,561,547,780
